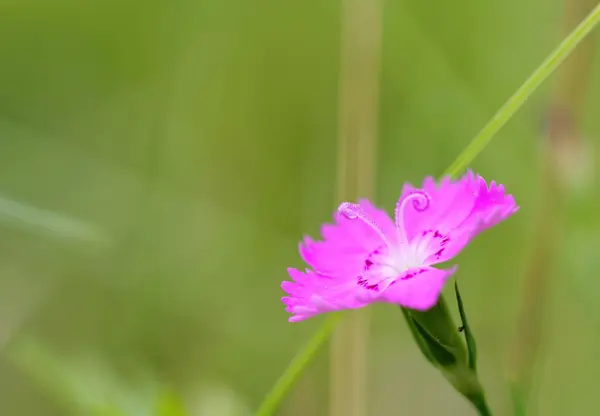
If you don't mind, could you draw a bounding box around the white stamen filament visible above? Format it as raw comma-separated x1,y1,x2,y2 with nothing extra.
337,202,392,247
394,191,430,244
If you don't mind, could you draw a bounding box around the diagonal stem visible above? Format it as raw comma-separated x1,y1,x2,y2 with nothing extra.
508,0,597,412
256,2,600,414
256,314,343,416
444,1,600,178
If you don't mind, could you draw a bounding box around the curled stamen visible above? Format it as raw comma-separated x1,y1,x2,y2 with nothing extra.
395,190,431,242
337,202,392,246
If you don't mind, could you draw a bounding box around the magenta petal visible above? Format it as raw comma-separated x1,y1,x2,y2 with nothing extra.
378,266,457,311
465,175,519,233
424,230,471,265
413,172,519,265
281,173,518,321
297,200,394,278
401,172,478,241
281,268,364,321
357,198,397,241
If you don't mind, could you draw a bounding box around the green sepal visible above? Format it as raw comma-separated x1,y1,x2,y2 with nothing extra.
455,280,478,371
400,294,491,415
400,307,436,364
408,295,467,366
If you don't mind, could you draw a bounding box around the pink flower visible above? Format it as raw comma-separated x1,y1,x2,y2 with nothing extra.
281,171,518,322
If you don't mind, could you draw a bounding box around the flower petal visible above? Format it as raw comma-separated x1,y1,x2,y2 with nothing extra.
424,230,471,265
400,171,478,241
357,198,397,241
463,175,519,233
378,266,457,311
299,199,394,278
403,172,518,265
281,268,366,321
281,173,518,321
430,175,519,263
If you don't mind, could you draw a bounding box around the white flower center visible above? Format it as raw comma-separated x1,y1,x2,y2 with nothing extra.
336,193,449,293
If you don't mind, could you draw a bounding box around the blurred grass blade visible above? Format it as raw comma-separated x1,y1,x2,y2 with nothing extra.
0,195,109,243
510,382,527,416
9,337,165,416
257,3,600,414
156,390,189,416
330,0,382,410
9,337,127,416
455,281,478,371
444,1,600,178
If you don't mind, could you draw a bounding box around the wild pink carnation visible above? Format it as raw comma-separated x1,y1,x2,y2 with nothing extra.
282,171,518,322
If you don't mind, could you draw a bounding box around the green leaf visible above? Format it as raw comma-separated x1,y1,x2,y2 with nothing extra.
455,281,478,372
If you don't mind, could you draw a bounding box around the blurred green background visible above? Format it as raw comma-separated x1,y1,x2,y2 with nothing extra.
0,0,599,414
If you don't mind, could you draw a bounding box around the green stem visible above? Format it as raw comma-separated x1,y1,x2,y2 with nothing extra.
470,393,493,416
255,314,342,416
444,1,600,178
256,2,600,414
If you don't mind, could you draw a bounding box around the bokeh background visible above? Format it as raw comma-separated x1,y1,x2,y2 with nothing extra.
1,0,600,414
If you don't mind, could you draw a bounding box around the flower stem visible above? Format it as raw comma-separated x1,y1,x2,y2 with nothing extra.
256,3,600,414
507,0,595,409
470,394,493,416
255,314,342,416
444,1,600,178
